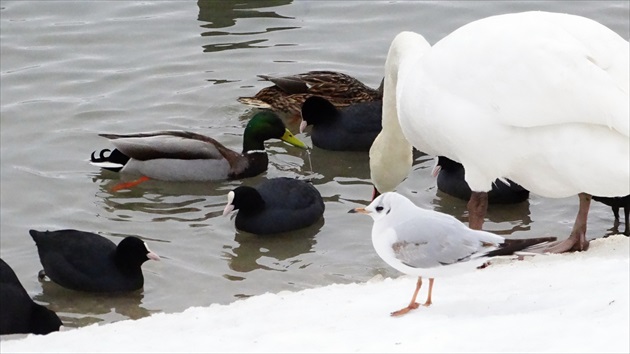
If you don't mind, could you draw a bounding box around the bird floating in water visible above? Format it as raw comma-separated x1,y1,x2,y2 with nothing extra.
0,258,62,335
369,11,629,253
223,177,325,235
90,111,307,191
299,95,382,152
29,229,160,293
432,156,529,204
349,192,556,316
238,70,383,121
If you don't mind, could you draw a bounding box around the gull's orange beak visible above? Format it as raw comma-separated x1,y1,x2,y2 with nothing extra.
348,207,369,214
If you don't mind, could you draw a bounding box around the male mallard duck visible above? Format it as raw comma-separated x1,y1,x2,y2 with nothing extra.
1,258,62,335
29,229,160,293
432,156,529,204
90,111,307,189
369,12,628,254
238,71,383,119
299,96,382,152
222,177,325,235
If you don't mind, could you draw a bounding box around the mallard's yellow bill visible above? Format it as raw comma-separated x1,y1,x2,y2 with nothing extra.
281,129,307,149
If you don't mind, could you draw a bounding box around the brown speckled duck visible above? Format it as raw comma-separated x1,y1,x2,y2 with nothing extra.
238,71,383,120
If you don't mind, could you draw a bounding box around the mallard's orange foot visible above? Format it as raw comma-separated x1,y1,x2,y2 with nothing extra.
111,176,150,192
390,302,419,317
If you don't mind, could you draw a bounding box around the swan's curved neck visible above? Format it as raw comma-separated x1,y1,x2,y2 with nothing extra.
370,32,431,194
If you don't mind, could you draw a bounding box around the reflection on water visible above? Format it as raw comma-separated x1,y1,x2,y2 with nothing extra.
223,217,323,274
600,216,628,238
91,170,236,224
409,153,534,237
197,0,293,30
34,280,155,328
197,0,297,53
2,0,626,332
305,148,371,183
431,191,533,236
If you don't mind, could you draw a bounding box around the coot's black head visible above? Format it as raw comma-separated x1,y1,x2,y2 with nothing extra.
300,96,339,128
115,237,160,269
226,186,266,214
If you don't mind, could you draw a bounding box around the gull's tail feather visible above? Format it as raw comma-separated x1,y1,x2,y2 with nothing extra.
484,237,557,257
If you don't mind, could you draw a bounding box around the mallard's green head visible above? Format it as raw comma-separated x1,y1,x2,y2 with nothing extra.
242,111,307,151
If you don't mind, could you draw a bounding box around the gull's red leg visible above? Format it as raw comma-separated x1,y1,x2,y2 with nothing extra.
423,278,434,307
391,277,422,317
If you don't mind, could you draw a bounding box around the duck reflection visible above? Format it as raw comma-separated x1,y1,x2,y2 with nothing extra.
431,190,533,236
406,151,532,236
197,0,296,53
198,0,293,30
302,149,371,183
91,170,238,223
297,121,426,185
223,217,323,274
34,280,155,328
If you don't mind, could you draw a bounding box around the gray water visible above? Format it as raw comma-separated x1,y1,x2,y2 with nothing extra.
1,1,628,330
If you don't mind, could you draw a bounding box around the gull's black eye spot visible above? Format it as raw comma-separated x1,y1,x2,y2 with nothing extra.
376,206,384,212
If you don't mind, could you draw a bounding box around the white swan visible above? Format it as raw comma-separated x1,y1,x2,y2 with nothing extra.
370,11,629,252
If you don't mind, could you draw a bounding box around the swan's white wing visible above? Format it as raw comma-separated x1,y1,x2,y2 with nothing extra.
391,12,629,197
422,11,628,135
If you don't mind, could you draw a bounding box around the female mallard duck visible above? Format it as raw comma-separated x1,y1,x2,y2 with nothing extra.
238,71,383,119
90,111,307,189
432,156,529,204
299,96,382,152
369,12,628,254
222,177,325,235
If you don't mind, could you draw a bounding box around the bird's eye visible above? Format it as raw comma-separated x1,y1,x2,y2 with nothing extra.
375,206,384,212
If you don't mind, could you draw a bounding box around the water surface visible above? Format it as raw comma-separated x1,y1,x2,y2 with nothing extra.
1,0,628,331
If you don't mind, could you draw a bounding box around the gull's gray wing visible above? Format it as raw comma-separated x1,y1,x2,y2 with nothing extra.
388,213,490,269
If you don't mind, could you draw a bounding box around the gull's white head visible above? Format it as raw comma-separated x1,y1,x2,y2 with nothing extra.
349,192,416,223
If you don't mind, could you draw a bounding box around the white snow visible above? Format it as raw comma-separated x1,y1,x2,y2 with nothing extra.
2,235,628,353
